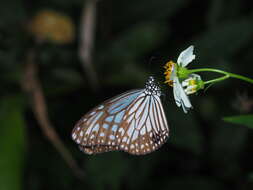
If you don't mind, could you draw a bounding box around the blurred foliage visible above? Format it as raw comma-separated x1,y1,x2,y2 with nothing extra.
223,114,253,128
0,0,253,190
0,97,26,190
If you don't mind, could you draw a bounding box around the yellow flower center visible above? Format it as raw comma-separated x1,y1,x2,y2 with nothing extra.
164,61,176,87
189,79,197,86
189,86,197,93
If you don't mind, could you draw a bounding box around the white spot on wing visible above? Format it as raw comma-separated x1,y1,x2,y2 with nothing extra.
132,130,138,141
90,111,96,116
126,113,134,123
109,135,115,140
140,127,146,135
90,134,95,139
122,136,127,142
118,127,125,136
98,105,104,109
127,120,135,137
100,132,105,137
89,112,103,129
92,124,99,132
85,126,93,135
147,117,152,132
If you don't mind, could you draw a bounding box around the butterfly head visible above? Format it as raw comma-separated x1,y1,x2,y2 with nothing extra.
145,76,161,96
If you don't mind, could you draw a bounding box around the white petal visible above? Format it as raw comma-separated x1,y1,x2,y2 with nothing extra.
173,77,182,107
177,45,195,67
170,64,176,80
179,88,192,113
181,103,188,113
190,73,201,80
182,79,190,87
182,74,201,87
185,85,197,95
173,77,192,113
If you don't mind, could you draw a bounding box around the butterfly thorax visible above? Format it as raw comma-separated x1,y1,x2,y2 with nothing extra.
144,76,161,96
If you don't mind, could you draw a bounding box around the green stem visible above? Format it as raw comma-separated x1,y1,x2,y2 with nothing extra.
188,68,253,84
204,75,229,85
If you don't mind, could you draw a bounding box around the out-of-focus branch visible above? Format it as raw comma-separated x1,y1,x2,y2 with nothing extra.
79,0,99,91
22,48,85,180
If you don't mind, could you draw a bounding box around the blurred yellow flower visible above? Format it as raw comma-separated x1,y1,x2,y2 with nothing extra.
29,10,75,44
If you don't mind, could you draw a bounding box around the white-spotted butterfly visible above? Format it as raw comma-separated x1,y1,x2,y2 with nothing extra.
72,76,169,155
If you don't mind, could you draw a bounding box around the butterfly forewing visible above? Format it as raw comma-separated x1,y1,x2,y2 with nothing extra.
72,76,169,155
72,90,143,148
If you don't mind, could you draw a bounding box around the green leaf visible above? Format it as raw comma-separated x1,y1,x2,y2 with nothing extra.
223,114,253,128
0,96,26,190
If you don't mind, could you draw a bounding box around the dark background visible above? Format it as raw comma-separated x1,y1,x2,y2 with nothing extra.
0,0,253,190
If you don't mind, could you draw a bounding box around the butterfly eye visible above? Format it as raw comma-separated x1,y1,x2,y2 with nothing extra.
72,77,169,155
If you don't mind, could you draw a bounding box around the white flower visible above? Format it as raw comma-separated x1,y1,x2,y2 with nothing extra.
182,74,202,95
164,45,196,113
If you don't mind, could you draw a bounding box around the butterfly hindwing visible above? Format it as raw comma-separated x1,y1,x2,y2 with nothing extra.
116,93,169,155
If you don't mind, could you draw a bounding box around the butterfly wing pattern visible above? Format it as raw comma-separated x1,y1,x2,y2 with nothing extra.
72,76,169,155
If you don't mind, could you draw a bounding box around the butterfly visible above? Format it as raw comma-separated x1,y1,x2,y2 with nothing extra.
71,76,169,155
